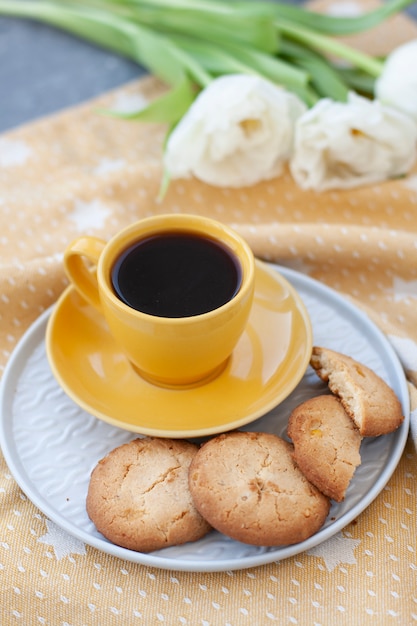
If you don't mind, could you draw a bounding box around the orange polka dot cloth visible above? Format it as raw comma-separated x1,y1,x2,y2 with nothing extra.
1,1,417,624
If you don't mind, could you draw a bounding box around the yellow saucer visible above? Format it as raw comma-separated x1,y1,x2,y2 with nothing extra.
46,261,312,438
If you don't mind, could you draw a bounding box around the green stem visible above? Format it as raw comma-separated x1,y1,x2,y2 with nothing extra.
0,0,398,91
0,0,134,57
0,0,212,87
52,0,279,53
173,35,309,87
241,0,417,36
85,0,417,36
276,19,384,77
335,67,376,97
280,39,350,102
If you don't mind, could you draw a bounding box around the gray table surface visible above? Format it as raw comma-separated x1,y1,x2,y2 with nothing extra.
0,1,416,133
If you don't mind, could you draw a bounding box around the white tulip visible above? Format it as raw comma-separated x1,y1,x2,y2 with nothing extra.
375,39,417,123
164,74,306,188
289,92,417,192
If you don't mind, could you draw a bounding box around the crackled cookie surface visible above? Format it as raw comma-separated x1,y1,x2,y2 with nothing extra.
310,346,404,436
288,394,362,502
86,437,211,552
188,431,330,546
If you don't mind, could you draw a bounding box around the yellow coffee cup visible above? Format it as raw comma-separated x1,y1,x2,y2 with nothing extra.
63,214,255,388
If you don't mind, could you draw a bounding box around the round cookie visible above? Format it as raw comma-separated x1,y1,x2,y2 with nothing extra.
188,431,330,546
310,346,404,437
288,394,362,502
86,437,211,552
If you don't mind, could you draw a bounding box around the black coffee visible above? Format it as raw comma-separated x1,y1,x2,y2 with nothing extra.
111,232,242,317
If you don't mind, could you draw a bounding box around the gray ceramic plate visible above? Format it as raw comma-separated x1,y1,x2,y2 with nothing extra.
0,265,409,572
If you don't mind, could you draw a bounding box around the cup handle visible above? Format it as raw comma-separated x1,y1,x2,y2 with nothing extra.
64,236,106,310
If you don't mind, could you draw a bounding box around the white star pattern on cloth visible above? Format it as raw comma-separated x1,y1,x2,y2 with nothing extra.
93,158,126,176
391,277,417,302
0,138,32,167
326,1,363,17
307,532,361,571
111,91,149,114
67,198,111,232
403,174,417,191
38,519,87,560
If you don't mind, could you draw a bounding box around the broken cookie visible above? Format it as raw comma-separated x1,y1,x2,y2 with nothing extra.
288,394,362,502
310,346,404,437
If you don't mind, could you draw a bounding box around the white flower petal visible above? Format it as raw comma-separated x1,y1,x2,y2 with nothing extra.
0,138,32,167
375,39,417,123
164,74,306,188
290,92,417,191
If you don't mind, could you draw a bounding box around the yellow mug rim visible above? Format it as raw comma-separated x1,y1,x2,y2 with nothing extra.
96,214,255,325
